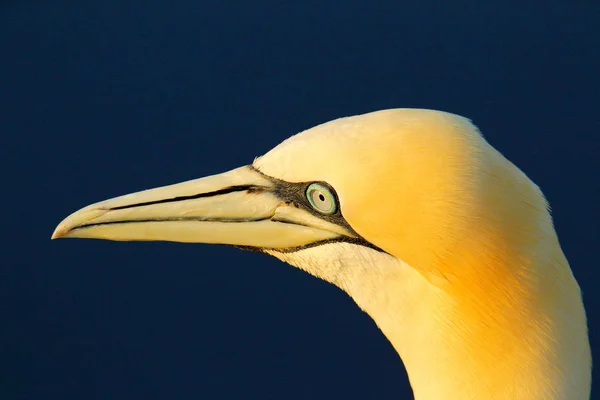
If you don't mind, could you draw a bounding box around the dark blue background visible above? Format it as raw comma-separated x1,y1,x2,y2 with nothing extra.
2,1,598,399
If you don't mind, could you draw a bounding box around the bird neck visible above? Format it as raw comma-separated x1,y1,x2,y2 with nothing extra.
270,241,590,399
345,248,591,400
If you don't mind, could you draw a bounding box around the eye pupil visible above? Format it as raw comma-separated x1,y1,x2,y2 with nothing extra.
306,183,337,215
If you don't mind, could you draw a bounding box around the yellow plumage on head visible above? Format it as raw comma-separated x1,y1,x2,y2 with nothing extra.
53,109,591,399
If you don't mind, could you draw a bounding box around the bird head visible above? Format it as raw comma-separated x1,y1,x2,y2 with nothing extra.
53,109,547,290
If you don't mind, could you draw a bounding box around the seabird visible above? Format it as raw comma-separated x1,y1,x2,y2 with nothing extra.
53,109,591,399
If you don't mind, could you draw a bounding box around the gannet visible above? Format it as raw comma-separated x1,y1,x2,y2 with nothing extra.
52,109,591,399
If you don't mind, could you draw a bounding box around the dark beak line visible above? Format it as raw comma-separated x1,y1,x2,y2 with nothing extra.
110,184,267,211
74,216,273,232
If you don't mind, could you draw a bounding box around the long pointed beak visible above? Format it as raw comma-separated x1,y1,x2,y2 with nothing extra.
52,166,353,250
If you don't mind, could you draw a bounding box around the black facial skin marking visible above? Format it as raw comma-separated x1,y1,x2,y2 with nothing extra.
248,166,387,254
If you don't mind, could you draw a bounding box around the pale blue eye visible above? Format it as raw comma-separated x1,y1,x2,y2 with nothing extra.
306,183,337,214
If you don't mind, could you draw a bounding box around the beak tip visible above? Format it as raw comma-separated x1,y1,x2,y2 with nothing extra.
51,206,109,240
51,225,68,240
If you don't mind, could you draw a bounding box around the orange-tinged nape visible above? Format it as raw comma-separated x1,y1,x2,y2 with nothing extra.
256,109,590,399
